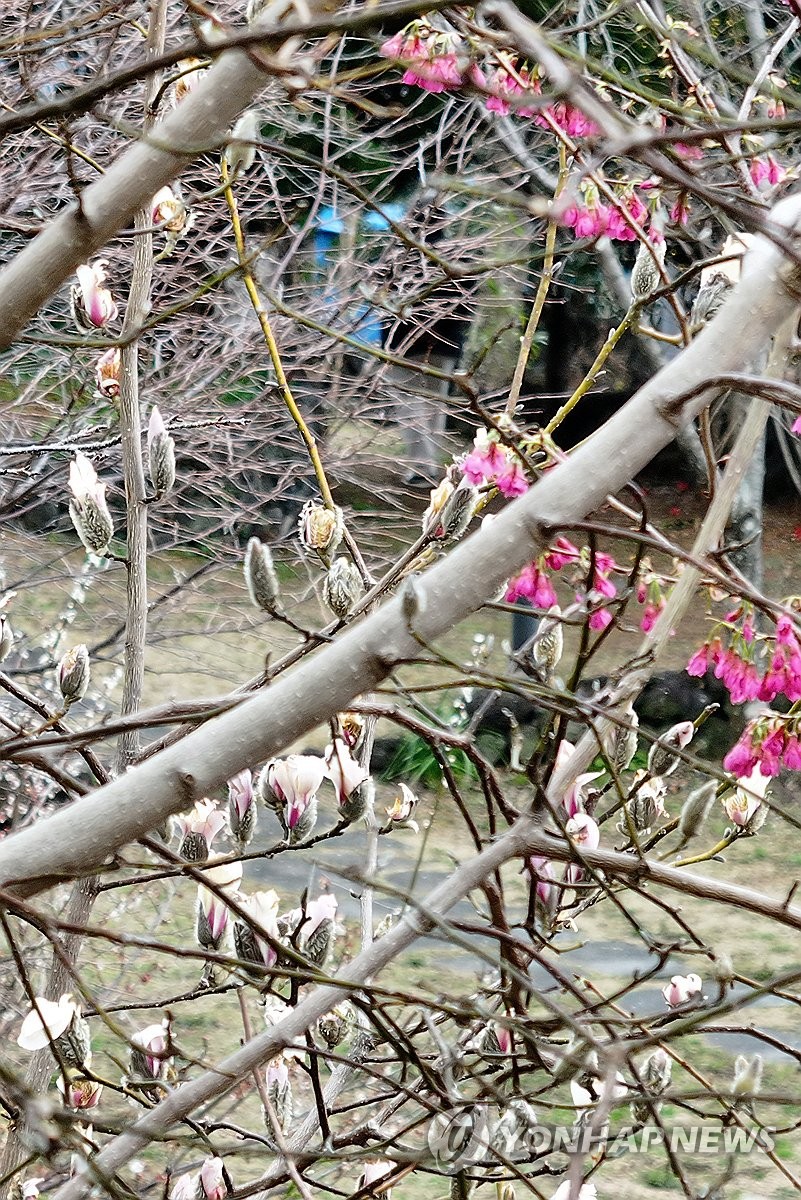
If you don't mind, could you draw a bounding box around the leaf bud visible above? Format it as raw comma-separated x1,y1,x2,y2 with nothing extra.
58,644,90,705
323,558,363,619
244,538,280,613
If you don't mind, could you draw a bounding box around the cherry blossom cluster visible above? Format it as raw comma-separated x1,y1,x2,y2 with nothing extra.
723,714,801,779
688,611,801,705
460,428,530,497
505,537,623,630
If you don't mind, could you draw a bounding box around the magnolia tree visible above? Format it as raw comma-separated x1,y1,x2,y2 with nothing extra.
4,2,801,1200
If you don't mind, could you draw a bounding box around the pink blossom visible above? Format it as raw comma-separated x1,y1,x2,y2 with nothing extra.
174,798,226,851
301,893,338,941
640,600,664,633
783,734,801,770
484,63,539,119
674,142,703,161
132,1021,172,1080
462,440,506,484
527,854,556,906
267,755,326,830
495,460,529,497
199,1159,226,1200
662,973,702,1007
565,813,600,850
544,537,579,570
505,563,557,608
669,195,691,225
325,738,369,806
73,261,117,329
723,735,759,778
686,643,710,676
588,606,613,630
792,415,801,435
759,726,786,776
227,769,255,823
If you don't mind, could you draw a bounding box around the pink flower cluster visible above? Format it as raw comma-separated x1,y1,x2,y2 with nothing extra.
562,186,660,244
688,613,801,706
724,715,801,779
461,433,529,497
505,536,579,607
749,155,786,189
505,539,623,630
379,24,468,93
636,574,666,633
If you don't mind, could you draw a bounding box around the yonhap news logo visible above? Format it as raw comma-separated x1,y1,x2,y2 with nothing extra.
426,1105,774,1172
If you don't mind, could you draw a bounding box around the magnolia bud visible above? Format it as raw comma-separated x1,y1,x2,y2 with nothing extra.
244,538,280,613
0,614,13,662
323,558,363,619
264,1058,292,1136
58,645,90,705
677,780,717,845
225,110,261,176
647,720,694,778
630,238,666,299
68,452,114,556
59,1069,103,1111
433,482,478,543
624,771,667,834
95,348,121,400
732,1053,763,1100
318,1005,349,1048
631,1048,671,1123
148,407,176,498
531,604,563,677
336,711,365,751
299,501,343,561
603,703,639,772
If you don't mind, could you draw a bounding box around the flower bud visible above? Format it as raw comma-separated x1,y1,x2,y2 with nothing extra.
70,261,117,331
336,711,365,751
631,1048,671,1123
68,452,114,556
318,1004,349,1048
174,799,226,862
385,782,419,832
300,894,338,966
531,604,563,677
95,348,121,399
662,972,703,1008
677,780,717,844
17,995,91,1067
630,238,666,299
129,1020,173,1092
244,538,279,613
58,1069,103,1111
0,614,14,662
325,739,370,821
58,644,90,706
732,1053,763,1100
323,558,363,619
430,481,478,543
173,57,206,102
225,110,261,177
264,1058,292,1135
148,407,176,498
196,860,243,952
422,476,455,534
227,769,257,846
647,720,694,778
199,1157,226,1200
299,501,343,561
358,1161,396,1200
623,771,667,834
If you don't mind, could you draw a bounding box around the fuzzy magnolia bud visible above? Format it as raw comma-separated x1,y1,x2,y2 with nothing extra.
299,500,343,561
676,780,717,845
300,894,338,966
58,644,90,705
430,481,478,543
532,604,563,677
630,238,666,299
624,771,667,834
647,720,694,778
603,703,639,772
68,451,114,556
318,1005,349,1048
225,110,261,176
0,614,13,662
148,407,176,497
264,1058,293,1136
228,769,257,846
244,538,280,613
631,1048,672,1123
732,1053,763,1100
323,558,363,619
